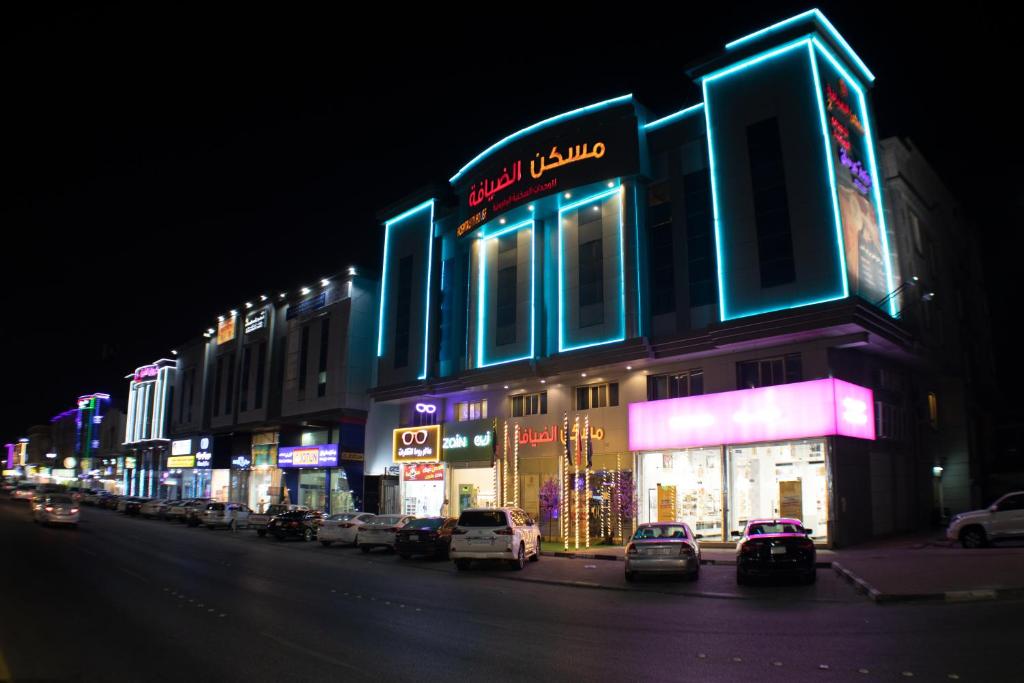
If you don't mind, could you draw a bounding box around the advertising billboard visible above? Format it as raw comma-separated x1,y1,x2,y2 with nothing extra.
277,444,339,468
217,317,237,344
392,425,441,463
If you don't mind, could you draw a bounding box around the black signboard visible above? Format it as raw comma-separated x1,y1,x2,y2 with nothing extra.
286,292,327,320
451,101,640,236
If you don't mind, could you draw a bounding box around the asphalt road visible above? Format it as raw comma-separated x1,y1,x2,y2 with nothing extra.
0,502,1018,682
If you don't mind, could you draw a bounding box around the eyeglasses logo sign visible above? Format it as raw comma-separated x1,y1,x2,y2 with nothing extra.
393,425,441,463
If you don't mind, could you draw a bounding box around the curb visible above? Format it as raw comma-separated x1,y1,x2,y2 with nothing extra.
541,550,831,569
831,561,1024,604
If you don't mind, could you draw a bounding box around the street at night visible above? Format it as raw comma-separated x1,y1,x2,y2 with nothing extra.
1,501,1018,682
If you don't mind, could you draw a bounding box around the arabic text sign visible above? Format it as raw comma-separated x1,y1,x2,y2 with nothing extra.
628,378,874,451
393,425,441,463
441,418,494,463
167,455,195,468
403,462,445,481
277,444,339,468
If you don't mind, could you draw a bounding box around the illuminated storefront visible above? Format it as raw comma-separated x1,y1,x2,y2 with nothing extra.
278,443,358,513
165,436,215,499
629,378,875,544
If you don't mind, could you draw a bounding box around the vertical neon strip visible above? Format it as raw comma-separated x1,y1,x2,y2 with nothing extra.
419,201,435,380
702,77,728,322
530,222,536,360
633,184,643,338
618,186,627,341
808,42,850,300
124,382,136,444
476,239,486,367
812,38,897,316
376,222,391,357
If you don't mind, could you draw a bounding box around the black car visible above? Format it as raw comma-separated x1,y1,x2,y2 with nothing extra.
123,497,148,516
267,510,323,541
395,517,457,559
733,518,817,585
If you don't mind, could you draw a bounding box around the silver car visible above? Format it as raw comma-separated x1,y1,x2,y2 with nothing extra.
625,522,701,581
357,514,415,553
33,494,80,527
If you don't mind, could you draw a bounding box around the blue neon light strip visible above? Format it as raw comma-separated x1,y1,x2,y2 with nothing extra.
557,186,627,352
724,9,875,84
644,103,705,131
376,199,434,362
419,201,436,379
811,37,897,317
449,95,633,184
807,41,850,302
632,184,643,338
476,219,536,368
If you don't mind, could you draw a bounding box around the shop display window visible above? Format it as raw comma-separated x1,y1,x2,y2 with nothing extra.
638,448,723,540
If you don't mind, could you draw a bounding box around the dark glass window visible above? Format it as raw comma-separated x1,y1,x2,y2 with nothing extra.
647,181,675,315
510,392,546,417
178,368,187,424
213,357,223,417
746,118,795,288
240,346,252,412
317,316,330,397
575,383,618,410
647,370,704,401
298,325,310,393
578,208,604,327
683,169,716,307
187,368,195,423
496,234,517,347
254,342,266,410
736,353,802,389
224,352,235,416
394,255,414,369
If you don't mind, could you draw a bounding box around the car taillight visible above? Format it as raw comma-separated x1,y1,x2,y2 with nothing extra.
492,527,514,535
452,527,467,535
289,521,299,527
740,542,760,555
71,508,79,513
45,506,54,512
679,544,695,556
627,544,637,555
797,539,815,550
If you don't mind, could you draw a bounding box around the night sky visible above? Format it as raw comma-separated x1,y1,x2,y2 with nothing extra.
2,3,1018,441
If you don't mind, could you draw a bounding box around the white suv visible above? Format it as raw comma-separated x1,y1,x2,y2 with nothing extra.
947,491,1024,548
450,507,541,571
203,502,252,530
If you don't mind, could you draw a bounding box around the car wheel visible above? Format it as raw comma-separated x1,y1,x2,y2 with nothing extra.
960,526,987,549
511,543,526,570
625,570,636,582
302,528,313,542
529,540,540,562
688,565,700,582
321,540,332,547
455,559,471,571
360,545,371,553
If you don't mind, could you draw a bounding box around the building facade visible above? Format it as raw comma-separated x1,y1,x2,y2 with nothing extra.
364,11,992,547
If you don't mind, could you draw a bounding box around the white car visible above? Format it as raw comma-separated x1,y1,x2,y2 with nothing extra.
203,502,252,530
450,507,541,571
140,499,172,518
11,483,39,502
33,494,80,527
947,491,1024,548
357,515,415,553
319,512,376,547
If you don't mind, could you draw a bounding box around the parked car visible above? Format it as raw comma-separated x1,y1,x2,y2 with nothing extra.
121,497,150,516
267,510,323,541
450,507,541,571
396,517,457,559
625,522,701,582
11,483,39,502
140,499,173,519
357,514,415,553
100,494,122,510
733,518,817,585
250,504,309,537
81,490,108,506
164,499,192,521
33,494,80,527
318,512,376,546
181,499,214,526
947,490,1024,548
203,502,252,530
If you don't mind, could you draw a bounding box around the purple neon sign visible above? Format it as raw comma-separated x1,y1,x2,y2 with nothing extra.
277,444,339,468
628,378,874,451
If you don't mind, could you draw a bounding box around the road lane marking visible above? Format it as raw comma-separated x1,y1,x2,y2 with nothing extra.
259,632,360,672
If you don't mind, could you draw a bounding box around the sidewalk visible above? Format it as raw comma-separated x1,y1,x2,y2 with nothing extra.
541,543,836,567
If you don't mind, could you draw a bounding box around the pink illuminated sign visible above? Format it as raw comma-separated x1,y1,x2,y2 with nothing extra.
628,378,875,451
134,365,159,382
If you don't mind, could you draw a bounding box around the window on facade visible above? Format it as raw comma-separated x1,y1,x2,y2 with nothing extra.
909,211,924,255
496,234,518,347
647,181,675,316
575,383,618,410
736,353,802,389
647,370,704,401
439,256,456,364
213,357,223,417
746,117,796,288
927,392,938,430
456,399,488,421
224,352,235,416
318,316,330,398
178,368,187,424
240,346,252,412
875,401,907,441
578,206,605,327
254,342,266,410
683,169,716,307
298,324,310,393
510,392,546,417
394,254,414,369
187,368,195,423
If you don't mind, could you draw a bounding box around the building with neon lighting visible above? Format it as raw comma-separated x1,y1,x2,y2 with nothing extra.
364,10,993,546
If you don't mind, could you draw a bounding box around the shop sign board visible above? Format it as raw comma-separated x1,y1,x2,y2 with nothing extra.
403,462,444,481
167,455,195,468
628,378,874,451
393,425,441,463
277,444,339,468
441,419,494,463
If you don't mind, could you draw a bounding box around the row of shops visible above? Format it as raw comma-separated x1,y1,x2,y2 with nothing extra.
386,378,874,546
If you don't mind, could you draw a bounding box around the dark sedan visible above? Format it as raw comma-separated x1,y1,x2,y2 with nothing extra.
733,518,816,585
122,497,149,516
267,510,323,542
395,517,457,559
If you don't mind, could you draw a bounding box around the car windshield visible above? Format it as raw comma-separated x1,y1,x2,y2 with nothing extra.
458,510,507,527
404,518,443,530
748,522,804,535
277,511,306,519
49,495,74,505
373,516,405,525
329,513,357,521
207,503,224,511
633,525,688,540
266,505,290,515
